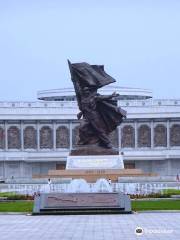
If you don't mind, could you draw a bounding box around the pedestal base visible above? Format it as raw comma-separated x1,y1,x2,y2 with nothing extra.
33,192,132,215
70,145,119,156
48,168,144,182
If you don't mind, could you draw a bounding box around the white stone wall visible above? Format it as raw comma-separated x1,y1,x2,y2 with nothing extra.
0,161,57,179
171,159,180,175
135,161,152,173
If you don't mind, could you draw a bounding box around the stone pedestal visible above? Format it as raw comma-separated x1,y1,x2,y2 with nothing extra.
66,154,124,170
47,146,144,181
40,146,133,214
33,192,132,215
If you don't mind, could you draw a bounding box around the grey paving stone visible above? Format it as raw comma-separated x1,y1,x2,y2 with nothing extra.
0,213,179,240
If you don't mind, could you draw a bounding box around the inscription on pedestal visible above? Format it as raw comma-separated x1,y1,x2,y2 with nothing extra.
66,155,124,170
44,193,119,208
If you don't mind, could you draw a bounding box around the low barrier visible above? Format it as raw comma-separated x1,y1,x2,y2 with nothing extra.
0,182,178,195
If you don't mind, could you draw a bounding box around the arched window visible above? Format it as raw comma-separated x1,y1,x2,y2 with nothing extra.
0,127,5,149
56,126,70,148
8,126,21,149
138,124,151,148
154,124,167,147
24,126,37,149
121,125,135,148
170,124,180,146
40,126,53,149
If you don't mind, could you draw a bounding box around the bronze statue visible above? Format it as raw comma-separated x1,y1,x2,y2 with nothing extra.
68,60,126,149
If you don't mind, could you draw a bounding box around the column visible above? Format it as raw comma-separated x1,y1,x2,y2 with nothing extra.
167,120,170,149
53,121,56,151
151,120,154,148
20,121,24,150
134,121,138,149
4,121,8,151
37,121,40,151
69,121,72,150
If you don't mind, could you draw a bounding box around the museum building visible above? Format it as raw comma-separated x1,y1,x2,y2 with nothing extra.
0,85,180,180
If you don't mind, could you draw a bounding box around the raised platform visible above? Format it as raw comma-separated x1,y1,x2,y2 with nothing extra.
33,192,132,215
48,168,144,182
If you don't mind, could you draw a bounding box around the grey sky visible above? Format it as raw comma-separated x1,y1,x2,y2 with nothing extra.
0,0,180,101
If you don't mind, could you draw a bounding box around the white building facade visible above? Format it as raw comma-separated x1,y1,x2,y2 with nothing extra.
0,85,180,180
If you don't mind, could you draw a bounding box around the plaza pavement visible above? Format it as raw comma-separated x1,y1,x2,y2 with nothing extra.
0,213,179,240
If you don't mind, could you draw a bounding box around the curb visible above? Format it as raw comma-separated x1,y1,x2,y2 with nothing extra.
0,212,31,215
1,211,180,215
134,210,180,213
131,198,180,201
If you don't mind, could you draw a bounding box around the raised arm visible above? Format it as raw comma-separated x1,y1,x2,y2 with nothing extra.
96,92,120,101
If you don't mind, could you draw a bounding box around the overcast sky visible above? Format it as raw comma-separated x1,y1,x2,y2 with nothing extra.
0,0,180,101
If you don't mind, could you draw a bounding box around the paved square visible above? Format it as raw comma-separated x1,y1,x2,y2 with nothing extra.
0,213,179,240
